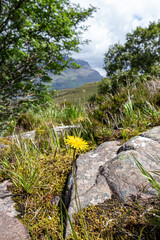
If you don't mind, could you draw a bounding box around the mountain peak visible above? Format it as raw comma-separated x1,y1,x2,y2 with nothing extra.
49,59,103,90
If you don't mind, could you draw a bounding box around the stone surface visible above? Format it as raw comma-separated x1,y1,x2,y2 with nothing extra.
0,180,30,240
0,141,4,152
140,126,160,143
145,79,160,95
0,180,18,217
117,135,160,160
65,141,120,236
100,150,159,201
0,212,30,240
65,127,160,237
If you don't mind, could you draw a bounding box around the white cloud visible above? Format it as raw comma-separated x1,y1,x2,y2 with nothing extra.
71,0,160,76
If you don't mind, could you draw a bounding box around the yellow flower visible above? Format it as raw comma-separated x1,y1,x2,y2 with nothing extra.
65,136,88,151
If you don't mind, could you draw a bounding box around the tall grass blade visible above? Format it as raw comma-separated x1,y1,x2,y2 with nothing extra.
134,157,160,195
61,200,78,240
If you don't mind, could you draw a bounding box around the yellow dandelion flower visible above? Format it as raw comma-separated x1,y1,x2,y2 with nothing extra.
65,136,88,151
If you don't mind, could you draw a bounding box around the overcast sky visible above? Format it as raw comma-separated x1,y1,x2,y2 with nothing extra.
71,0,160,76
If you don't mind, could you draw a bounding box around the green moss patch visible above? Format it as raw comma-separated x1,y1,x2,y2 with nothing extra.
67,196,160,240
0,139,74,239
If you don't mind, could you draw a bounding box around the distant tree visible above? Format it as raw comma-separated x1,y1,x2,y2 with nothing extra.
103,20,160,92
0,0,95,123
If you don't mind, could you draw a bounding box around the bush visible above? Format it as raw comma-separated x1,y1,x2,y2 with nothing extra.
98,78,112,95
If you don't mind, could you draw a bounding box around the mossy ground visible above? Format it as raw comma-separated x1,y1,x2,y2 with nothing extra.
0,132,77,239
0,80,160,239
13,152,72,239
67,196,160,240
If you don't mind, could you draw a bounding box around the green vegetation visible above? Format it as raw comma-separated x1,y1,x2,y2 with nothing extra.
0,0,96,123
1,136,73,239
0,17,160,240
67,197,160,240
103,20,160,93
1,77,160,239
87,80,160,143
53,81,99,104
0,124,92,239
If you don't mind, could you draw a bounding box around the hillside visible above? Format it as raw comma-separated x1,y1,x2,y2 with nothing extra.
48,59,103,89
53,81,98,104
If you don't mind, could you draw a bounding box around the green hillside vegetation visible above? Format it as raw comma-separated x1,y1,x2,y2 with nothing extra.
53,81,99,104
0,13,160,240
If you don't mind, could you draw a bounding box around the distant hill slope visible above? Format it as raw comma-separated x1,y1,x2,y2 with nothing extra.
53,81,98,104
48,59,103,89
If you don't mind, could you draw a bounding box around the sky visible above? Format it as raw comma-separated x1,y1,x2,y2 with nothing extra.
71,0,160,76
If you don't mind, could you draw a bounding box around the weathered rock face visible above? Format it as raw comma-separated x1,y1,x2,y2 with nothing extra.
65,126,160,237
140,126,160,143
64,141,121,236
0,180,18,217
0,180,30,240
0,213,30,240
100,150,159,202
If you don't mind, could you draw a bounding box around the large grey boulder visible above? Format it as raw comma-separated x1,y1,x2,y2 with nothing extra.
65,141,120,236
100,150,159,202
65,127,160,237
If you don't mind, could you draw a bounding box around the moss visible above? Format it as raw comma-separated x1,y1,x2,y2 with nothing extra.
15,152,72,238
120,128,139,142
1,142,73,239
0,137,12,145
67,196,160,240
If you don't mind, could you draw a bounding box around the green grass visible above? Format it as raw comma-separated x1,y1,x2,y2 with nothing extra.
53,81,98,104
87,81,160,143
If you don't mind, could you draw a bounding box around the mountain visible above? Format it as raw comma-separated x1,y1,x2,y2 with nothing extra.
48,59,103,89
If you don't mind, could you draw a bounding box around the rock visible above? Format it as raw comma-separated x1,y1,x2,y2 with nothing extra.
0,212,30,240
52,125,80,135
145,79,160,95
140,126,160,143
65,127,160,237
65,141,120,236
0,180,18,217
0,141,4,152
100,150,159,202
0,180,30,240
117,135,160,160
101,130,160,202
